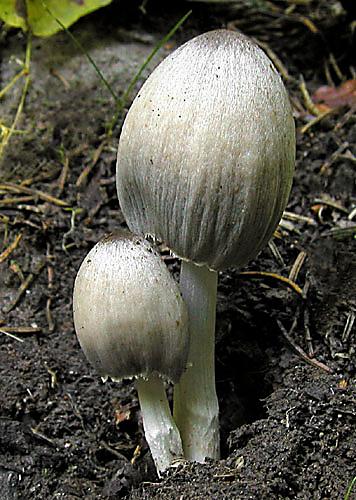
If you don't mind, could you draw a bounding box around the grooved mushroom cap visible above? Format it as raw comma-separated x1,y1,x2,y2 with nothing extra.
116,29,295,271
73,231,189,384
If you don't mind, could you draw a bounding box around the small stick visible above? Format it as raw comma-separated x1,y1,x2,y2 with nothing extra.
278,219,298,233
46,298,55,333
0,326,41,334
288,250,307,283
300,108,335,134
339,150,356,165
46,246,55,332
0,182,69,207
62,208,83,252
342,311,355,343
299,76,322,117
268,240,285,267
329,53,344,81
30,427,56,447
16,204,46,214
348,207,356,221
333,106,356,131
320,142,349,174
0,233,22,263
283,210,316,225
0,195,34,205
57,155,70,195
304,308,314,357
324,60,335,87
44,362,58,389
9,261,25,282
277,320,332,373
313,197,349,214
238,271,304,296
76,140,106,187
294,14,318,33
50,68,70,90
3,259,46,313
0,328,24,343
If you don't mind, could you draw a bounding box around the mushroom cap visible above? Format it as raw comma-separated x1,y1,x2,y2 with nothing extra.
73,231,189,384
116,29,295,271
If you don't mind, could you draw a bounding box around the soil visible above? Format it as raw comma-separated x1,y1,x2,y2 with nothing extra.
0,1,355,499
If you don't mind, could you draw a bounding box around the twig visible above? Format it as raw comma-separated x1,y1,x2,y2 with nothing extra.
76,140,106,187
99,440,127,461
50,68,70,90
283,210,316,225
304,307,314,357
0,182,69,207
238,271,304,296
268,239,285,267
0,326,42,334
300,108,335,134
0,195,34,205
313,197,349,214
277,320,333,373
333,106,356,132
57,154,70,195
329,53,344,82
3,259,46,313
342,311,355,343
320,142,349,174
46,298,55,333
348,207,356,221
62,208,83,251
288,250,307,283
30,427,56,447
299,75,322,117
0,329,24,343
0,233,22,263
322,226,356,240
44,362,58,389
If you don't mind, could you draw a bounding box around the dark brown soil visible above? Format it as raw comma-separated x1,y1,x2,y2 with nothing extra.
0,1,355,499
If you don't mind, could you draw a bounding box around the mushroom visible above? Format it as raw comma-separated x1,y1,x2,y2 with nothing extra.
116,30,295,461
73,231,189,475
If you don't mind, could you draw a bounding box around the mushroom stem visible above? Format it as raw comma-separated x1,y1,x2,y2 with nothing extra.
136,374,184,475
174,261,220,461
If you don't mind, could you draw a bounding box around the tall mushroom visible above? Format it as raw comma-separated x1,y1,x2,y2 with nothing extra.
73,231,189,475
116,30,295,461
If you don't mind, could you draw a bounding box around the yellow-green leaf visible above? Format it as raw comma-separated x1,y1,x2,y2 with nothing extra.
0,0,113,37
0,1,28,31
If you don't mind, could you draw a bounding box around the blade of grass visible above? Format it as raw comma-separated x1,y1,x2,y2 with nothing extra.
344,476,356,500
0,33,32,159
107,9,192,134
41,1,191,135
40,1,119,103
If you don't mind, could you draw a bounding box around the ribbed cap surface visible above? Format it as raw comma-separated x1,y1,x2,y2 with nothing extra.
73,232,189,383
117,30,295,270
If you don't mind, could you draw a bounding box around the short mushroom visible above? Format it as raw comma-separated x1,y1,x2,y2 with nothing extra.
116,30,295,461
73,231,189,475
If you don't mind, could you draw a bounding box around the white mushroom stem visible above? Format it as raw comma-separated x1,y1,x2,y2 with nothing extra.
173,261,220,462
136,375,184,475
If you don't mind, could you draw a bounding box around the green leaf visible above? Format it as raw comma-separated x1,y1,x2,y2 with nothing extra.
0,1,28,31
0,0,113,37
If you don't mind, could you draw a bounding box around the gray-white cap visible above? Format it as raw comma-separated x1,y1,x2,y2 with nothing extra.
73,231,189,383
116,29,295,271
